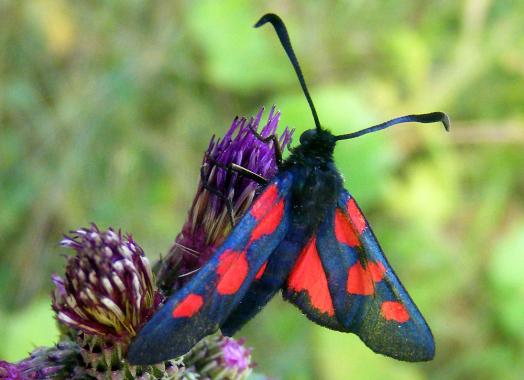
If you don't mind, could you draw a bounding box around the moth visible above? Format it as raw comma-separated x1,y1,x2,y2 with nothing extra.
128,13,449,365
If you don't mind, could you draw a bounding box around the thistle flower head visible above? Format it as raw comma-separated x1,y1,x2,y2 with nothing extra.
219,337,252,374
195,107,292,243
184,335,253,380
52,224,162,344
157,107,293,292
2,107,285,380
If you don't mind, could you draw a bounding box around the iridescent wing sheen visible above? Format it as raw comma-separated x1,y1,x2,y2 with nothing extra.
282,232,346,331
127,172,293,365
283,190,434,362
221,225,312,336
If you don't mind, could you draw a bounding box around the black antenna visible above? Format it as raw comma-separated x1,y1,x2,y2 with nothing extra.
335,112,450,141
255,13,322,131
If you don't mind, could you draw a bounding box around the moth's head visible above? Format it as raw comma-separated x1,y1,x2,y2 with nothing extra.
298,128,336,156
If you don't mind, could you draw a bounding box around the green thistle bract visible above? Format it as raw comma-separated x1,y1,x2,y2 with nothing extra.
184,335,253,380
0,342,84,380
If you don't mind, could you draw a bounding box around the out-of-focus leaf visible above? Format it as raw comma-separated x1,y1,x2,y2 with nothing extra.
385,157,459,230
241,298,313,380
27,0,76,56
274,85,396,206
384,29,430,94
313,327,425,380
488,218,524,340
187,0,291,92
1,298,58,361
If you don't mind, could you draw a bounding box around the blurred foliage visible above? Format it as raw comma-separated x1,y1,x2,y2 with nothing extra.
1,0,524,379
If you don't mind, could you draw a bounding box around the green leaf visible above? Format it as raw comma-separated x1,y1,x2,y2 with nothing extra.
314,327,426,380
188,1,291,92
488,218,524,339
1,299,58,361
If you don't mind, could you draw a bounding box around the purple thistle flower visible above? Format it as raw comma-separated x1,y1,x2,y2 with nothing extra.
1,107,288,380
52,224,162,345
184,334,253,379
0,361,20,380
156,106,293,293
219,337,252,373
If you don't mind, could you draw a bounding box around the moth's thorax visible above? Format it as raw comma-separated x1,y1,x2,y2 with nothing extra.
280,128,341,227
287,165,343,231
284,128,336,168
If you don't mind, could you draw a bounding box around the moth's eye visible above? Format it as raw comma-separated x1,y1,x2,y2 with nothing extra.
300,129,316,144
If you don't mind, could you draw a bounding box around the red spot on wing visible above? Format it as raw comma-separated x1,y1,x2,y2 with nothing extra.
250,199,285,243
216,249,249,295
287,237,335,316
369,261,386,282
250,184,278,220
255,261,268,280
334,208,360,247
381,301,410,323
347,198,366,234
172,294,204,318
346,261,386,295
346,262,374,295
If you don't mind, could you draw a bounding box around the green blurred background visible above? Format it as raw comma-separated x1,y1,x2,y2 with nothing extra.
1,1,524,379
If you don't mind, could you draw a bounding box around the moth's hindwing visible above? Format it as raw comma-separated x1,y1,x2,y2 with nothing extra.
314,190,435,361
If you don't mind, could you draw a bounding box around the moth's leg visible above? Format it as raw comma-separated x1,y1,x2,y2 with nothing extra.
206,158,269,186
200,165,236,228
249,127,283,167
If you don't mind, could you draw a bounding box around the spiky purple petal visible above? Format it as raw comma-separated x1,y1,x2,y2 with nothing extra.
52,224,162,343
220,337,252,373
157,107,293,293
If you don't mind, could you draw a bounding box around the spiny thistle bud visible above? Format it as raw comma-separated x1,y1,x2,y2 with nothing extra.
0,342,84,380
50,225,202,379
0,340,198,380
156,107,293,293
52,224,162,345
74,330,194,380
184,335,253,380
4,107,286,380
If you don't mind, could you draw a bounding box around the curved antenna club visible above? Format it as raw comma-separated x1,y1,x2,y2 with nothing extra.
255,13,322,131
335,112,450,141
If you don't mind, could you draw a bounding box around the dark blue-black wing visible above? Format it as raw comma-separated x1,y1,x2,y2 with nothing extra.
221,226,312,336
127,172,293,365
284,190,434,361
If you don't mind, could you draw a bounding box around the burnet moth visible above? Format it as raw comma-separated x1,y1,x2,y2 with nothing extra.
128,13,449,365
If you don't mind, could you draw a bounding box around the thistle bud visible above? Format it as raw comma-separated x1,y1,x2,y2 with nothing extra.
52,224,162,344
184,335,253,380
157,107,293,293
0,342,84,380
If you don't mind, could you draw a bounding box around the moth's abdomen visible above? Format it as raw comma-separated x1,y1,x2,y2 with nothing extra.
289,166,342,229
